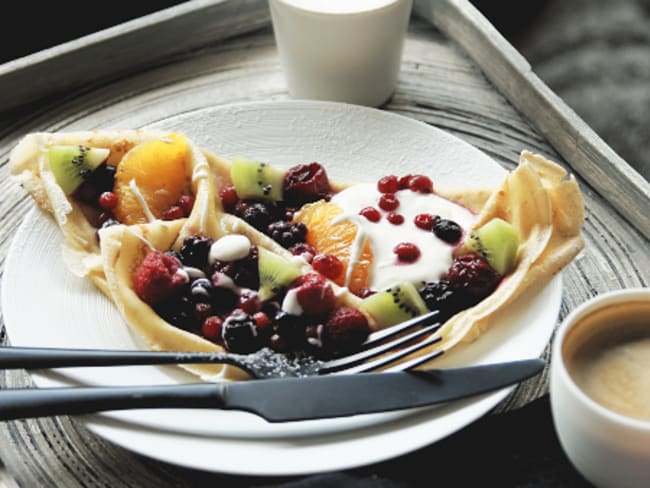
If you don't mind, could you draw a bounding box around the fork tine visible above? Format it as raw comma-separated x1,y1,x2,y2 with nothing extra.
318,311,442,374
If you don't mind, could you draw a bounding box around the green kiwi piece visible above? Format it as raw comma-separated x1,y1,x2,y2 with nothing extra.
230,156,285,202
465,217,519,276
48,145,110,195
257,247,303,301
359,282,429,329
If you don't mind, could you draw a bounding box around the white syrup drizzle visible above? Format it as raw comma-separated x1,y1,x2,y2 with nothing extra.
128,179,157,223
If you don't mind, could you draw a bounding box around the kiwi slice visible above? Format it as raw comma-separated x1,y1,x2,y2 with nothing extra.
48,145,110,195
230,156,284,202
464,218,519,276
359,282,429,329
257,247,303,301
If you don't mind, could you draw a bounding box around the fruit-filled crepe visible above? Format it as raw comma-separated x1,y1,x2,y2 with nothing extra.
9,131,219,295
206,149,584,364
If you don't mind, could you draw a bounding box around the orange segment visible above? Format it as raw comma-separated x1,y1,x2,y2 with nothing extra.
113,134,189,225
293,200,373,294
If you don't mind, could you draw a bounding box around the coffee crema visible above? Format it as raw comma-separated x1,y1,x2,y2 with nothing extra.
563,300,650,421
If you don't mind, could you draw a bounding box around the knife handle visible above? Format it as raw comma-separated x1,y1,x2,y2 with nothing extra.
0,384,225,421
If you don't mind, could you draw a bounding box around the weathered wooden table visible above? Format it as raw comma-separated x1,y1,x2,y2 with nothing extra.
0,1,648,486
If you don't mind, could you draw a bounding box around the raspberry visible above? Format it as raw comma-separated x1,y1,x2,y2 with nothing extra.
378,193,399,211
408,175,434,193
419,280,466,321
377,175,399,194
293,273,336,316
98,191,118,210
322,307,370,356
393,242,420,263
283,162,331,206
433,219,462,244
414,213,437,231
267,221,307,248
359,206,381,222
219,185,239,210
179,235,214,269
311,253,343,280
202,316,223,342
222,309,261,353
386,212,404,225
446,253,501,301
133,251,186,305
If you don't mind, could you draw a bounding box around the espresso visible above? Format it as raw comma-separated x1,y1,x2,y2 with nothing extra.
563,300,650,421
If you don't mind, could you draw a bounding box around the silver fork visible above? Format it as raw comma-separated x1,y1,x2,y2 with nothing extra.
0,311,444,379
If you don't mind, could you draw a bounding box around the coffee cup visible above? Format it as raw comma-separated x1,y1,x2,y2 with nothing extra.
550,288,650,487
269,0,412,107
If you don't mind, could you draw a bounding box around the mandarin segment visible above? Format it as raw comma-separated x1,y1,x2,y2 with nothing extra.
113,134,189,224
293,200,372,295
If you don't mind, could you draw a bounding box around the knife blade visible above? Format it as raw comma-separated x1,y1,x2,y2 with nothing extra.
0,359,543,422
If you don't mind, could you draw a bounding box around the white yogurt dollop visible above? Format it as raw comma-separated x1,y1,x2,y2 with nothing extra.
330,183,475,290
209,234,251,263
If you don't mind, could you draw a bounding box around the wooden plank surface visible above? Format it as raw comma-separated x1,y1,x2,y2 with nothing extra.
0,3,647,486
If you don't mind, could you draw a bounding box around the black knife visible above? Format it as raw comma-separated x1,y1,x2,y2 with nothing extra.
0,359,543,422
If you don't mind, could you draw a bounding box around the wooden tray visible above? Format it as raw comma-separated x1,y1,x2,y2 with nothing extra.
0,0,648,484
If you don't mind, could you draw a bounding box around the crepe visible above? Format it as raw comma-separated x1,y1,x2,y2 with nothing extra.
9,130,218,295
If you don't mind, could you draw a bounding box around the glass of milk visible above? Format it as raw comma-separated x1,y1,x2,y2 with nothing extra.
269,0,413,107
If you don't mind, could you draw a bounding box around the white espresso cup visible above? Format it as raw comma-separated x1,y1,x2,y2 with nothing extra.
550,288,650,488
269,0,412,107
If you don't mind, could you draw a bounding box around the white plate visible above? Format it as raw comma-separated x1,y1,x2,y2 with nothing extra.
2,100,561,475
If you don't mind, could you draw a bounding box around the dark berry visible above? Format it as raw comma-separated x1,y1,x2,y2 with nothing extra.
414,213,437,231
269,333,290,353
378,193,399,211
98,191,118,210
283,162,331,206
312,253,344,280
321,307,370,357
305,323,325,350
393,242,420,263
75,182,99,203
222,309,261,353
273,310,307,346
202,316,223,342
288,242,316,261
377,175,399,194
419,280,466,321
190,278,213,302
408,175,434,193
178,194,195,215
194,302,213,323
238,289,261,314
446,253,501,301
179,235,214,268
87,163,116,193
162,205,185,221
359,206,381,222
156,293,196,331
433,219,462,244
267,220,307,248
235,200,275,231
386,212,404,225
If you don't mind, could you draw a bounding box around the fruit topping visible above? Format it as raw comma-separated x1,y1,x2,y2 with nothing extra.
386,212,404,225
48,145,110,195
359,281,428,329
230,156,285,202
407,174,434,193
311,253,344,280
419,280,465,322
234,200,276,231
267,220,307,249
292,273,337,316
133,251,187,305
433,218,462,244
213,245,260,290
462,218,519,276
222,309,261,354
393,242,420,263
202,316,223,342
414,213,436,231
359,206,381,222
257,247,303,301
378,193,399,211
179,235,214,269
283,162,331,206
113,134,188,225
446,253,501,301
98,191,118,210
288,242,316,261
321,307,370,356
377,175,399,194
219,184,239,211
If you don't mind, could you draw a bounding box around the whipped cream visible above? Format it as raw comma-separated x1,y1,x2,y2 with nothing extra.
330,183,475,290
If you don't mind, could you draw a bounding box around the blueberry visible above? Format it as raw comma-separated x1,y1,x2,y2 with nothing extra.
267,221,307,248
433,219,462,244
273,310,307,347
222,310,261,354
234,201,276,231
179,235,213,268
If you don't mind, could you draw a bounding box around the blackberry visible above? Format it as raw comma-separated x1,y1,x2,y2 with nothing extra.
433,219,462,244
179,235,213,269
446,253,501,301
155,292,197,331
273,310,307,347
419,280,466,321
267,221,307,248
222,309,261,354
87,163,117,194
234,200,275,231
